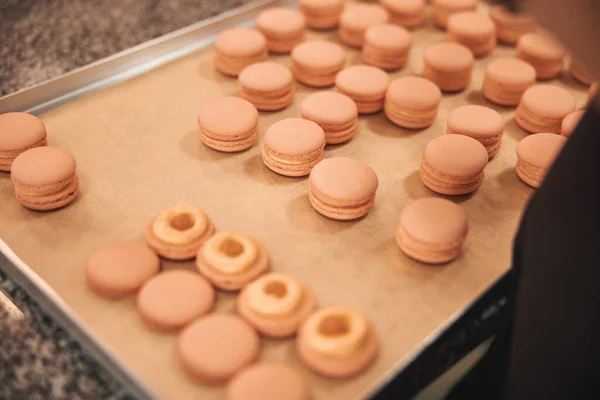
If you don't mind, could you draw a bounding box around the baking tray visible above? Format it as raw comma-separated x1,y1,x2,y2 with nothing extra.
0,0,589,399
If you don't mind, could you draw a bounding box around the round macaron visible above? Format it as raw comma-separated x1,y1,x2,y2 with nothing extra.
561,109,585,138
298,0,345,30
380,0,426,29
198,96,259,152
225,363,311,400
516,133,567,188
335,65,390,114
0,112,48,172
85,242,160,299
300,91,359,144
515,84,576,134
516,33,566,80
423,42,474,92
361,24,412,71
237,272,317,338
384,76,442,129
396,197,468,264
447,12,496,57
214,28,268,77
482,58,536,106
488,5,536,45
421,134,488,195
256,7,306,54
308,157,379,220
296,306,378,378
10,146,79,211
291,40,346,87
569,59,596,86
431,0,478,29
447,105,505,158
178,313,260,383
239,62,295,111
338,4,390,48
136,270,214,332
263,118,326,177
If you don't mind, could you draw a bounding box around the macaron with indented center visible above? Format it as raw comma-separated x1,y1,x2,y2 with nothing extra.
146,204,215,260
298,0,344,30
423,42,474,92
226,363,311,400
0,112,47,172
432,0,478,29
482,58,536,106
198,96,259,152
256,8,306,54
380,0,426,29
515,84,576,134
516,33,565,80
10,146,79,211
396,197,469,264
421,134,488,195
178,313,260,383
385,76,442,129
196,231,270,291
338,4,390,47
447,105,505,158
516,133,566,188
239,62,295,111
136,270,214,332
489,5,536,45
214,28,267,77
361,24,412,71
335,65,390,114
237,272,317,338
447,12,496,57
263,118,326,177
300,91,358,144
561,110,585,138
297,306,378,378
570,59,596,86
291,40,346,87
85,242,160,299
309,157,379,220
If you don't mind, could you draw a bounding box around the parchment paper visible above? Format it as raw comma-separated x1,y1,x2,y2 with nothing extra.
0,3,588,399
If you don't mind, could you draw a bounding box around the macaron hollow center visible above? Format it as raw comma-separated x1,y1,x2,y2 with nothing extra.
219,237,245,258
264,280,288,298
319,314,350,337
170,212,196,231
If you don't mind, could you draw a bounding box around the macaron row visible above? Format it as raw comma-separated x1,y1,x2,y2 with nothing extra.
0,112,80,211
85,204,380,395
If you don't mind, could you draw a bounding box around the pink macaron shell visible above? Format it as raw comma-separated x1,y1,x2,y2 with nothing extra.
488,5,536,44
340,4,390,32
300,91,358,127
447,12,496,56
516,85,576,133
10,146,76,194
0,112,47,153
380,0,426,28
225,363,311,400
264,118,325,156
309,157,378,204
424,134,488,177
432,0,478,27
256,7,306,38
561,110,585,137
198,96,259,138
239,62,293,93
386,76,442,112
424,42,474,72
364,23,412,52
517,133,566,168
335,65,390,98
215,28,267,57
516,33,565,79
482,58,536,105
291,40,346,74
447,105,504,141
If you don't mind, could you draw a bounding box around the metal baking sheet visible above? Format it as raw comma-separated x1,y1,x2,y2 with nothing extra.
0,1,589,399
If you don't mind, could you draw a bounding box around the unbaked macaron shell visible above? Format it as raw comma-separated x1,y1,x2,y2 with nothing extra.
214,28,268,77
198,96,259,152
300,91,359,144
10,146,79,211
85,242,160,299
0,112,48,172
225,363,311,400
361,24,412,71
338,4,390,48
423,42,474,92
178,313,260,383
488,5,536,45
335,65,390,114
447,105,505,158
385,76,442,129
421,134,488,195
515,84,576,134
309,157,379,220
256,7,306,54
516,33,566,80
239,62,295,111
291,40,346,87
263,118,326,177
380,0,426,29
447,12,496,57
561,109,585,138
516,133,566,188
396,197,469,264
482,58,536,106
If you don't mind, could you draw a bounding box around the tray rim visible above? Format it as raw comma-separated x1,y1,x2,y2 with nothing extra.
0,0,504,397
